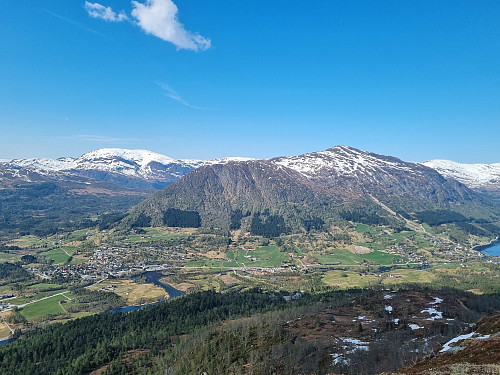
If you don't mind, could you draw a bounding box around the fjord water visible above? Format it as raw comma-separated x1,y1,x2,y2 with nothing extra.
482,242,500,256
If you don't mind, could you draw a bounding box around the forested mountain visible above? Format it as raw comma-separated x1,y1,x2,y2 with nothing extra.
124,146,497,233
0,149,251,238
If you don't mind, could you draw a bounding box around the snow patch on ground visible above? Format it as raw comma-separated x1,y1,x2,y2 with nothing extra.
385,305,393,312
439,332,487,353
341,337,370,352
330,353,348,365
430,297,443,305
421,307,443,321
409,324,423,330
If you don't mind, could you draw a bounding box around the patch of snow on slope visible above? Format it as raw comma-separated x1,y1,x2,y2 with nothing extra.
409,324,423,330
273,145,417,179
430,297,443,305
421,307,442,321
341,337,370,351
439,332,483,353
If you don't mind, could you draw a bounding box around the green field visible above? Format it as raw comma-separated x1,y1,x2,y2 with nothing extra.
362,251,406,265
20,294,71,319
315,249,405,266
125,228,182,243
314,249,363,265
236,246,287,267
8,290,69,305
67,229,93,241
355,224,424,250
187,246,288,268
41,247,75,264
8,235,46,248
0,252,21,263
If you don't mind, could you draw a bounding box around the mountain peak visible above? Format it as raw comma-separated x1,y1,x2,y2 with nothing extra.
272,145,415,179
78,148,176,168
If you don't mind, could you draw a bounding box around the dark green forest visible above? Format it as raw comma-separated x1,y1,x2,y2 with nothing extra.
1,287,499,375
0,183,143,238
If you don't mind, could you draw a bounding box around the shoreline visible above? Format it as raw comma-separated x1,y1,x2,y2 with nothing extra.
472,237,499,252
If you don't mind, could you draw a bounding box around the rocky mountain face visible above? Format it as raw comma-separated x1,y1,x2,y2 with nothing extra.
127,146,491,231
0,148,253,191
422,159,500,197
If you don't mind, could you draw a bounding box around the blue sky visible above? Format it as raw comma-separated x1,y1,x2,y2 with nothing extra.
1,1,499,162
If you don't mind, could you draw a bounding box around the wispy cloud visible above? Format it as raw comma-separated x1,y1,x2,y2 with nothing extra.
61,135,147,143
156,81,205,110
83,0,210,51
84,1,128,22
43,9,108,38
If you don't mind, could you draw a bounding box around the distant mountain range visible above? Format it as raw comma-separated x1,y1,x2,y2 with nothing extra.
2,147,500,195
0,148,253,191
422,159,500,196
125,146,497,232
2,146,500,237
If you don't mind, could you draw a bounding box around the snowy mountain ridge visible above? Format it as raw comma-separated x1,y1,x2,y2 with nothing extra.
272,145,418,180
0,148,254,189
422,159,500,191
2,148,252,176
2,147,500,195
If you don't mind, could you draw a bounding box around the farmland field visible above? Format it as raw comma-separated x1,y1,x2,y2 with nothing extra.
41,247,74,264
315,249,405,266
20,294,69,319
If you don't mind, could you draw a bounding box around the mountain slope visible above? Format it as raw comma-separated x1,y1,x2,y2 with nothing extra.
422,159,500,196
126,146,492,231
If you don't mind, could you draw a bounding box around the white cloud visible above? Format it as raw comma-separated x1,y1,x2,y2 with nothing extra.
131,0,211,51
85,2,128,22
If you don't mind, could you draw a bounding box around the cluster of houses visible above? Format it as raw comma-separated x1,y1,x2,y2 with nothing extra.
28,243,186,281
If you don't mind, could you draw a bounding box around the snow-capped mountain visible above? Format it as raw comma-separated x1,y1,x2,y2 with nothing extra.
422,159,500,196
272,145,420,180
127,146,484,229
0,148,253,189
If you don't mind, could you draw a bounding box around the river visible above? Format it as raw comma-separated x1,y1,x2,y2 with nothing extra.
110,271,186,313
0,272,186,344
